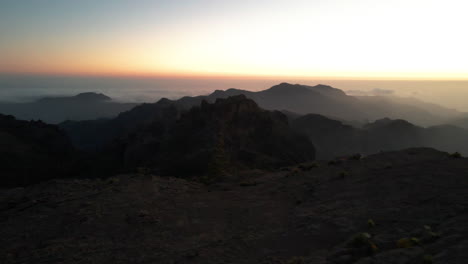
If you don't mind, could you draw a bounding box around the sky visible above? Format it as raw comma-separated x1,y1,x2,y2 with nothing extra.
1,0,467,79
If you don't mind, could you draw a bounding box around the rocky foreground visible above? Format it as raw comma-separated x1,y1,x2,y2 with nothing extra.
1,148,467,264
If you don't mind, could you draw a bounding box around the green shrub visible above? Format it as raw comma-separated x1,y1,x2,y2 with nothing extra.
347,232,378,255
396,237,420,248
350,232,372,247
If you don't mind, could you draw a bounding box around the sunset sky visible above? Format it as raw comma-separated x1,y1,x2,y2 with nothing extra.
1,0,467,79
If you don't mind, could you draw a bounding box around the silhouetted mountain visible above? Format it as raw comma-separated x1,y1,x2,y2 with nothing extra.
37,92,111,103
0,92,138,123
206,83,368,122
450,116,468,130
60,84,468,162
60,98,182,151
0,114,76,187
355,96,463,126
158,95,315,176
293,115,468,159
107,96,314,176
63,95,315,177
423,124,468,154
291,114,360,159
205,83,462,126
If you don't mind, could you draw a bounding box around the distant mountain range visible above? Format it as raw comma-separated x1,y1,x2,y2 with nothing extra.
2,82,468,184
60,89,468,163
1,83,466,126
292,115,468,159
201,83,465,127
0,92,138,123
61,95,315,179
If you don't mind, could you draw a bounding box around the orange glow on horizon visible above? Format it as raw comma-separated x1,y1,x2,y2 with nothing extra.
2,1,467,81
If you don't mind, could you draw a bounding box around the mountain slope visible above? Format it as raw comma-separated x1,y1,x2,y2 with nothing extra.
0,93,138,123
1,148,466,264
0,114,76,187
63,95,315,177
206,83,462,126
114,95,315,176
158,95,315,176
292,115,468,159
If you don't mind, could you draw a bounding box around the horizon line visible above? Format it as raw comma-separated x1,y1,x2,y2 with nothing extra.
1,71,468,81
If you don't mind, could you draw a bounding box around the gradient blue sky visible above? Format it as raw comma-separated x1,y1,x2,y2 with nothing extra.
1,0,467,79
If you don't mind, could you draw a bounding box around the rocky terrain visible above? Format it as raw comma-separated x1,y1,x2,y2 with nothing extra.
0,114,77,187
1,148,467,264
127,95,315,177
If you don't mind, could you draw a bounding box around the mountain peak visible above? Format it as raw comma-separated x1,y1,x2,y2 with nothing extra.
73,92,111,101
267,83,347,97
365,118,418,130
268,83,311,93
37,92,111,103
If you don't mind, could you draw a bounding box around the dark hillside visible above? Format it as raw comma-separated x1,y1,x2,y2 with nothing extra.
1,148,466,263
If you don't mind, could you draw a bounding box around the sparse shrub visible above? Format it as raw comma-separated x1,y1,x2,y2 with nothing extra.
450,152,462,158
410,237,421,245
349,232,372,247
421,225,440,243
367,219,376,228
396,238,412,248
347,232,378,256
396,237,420,248
107,177,120,184
328,160,338,166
